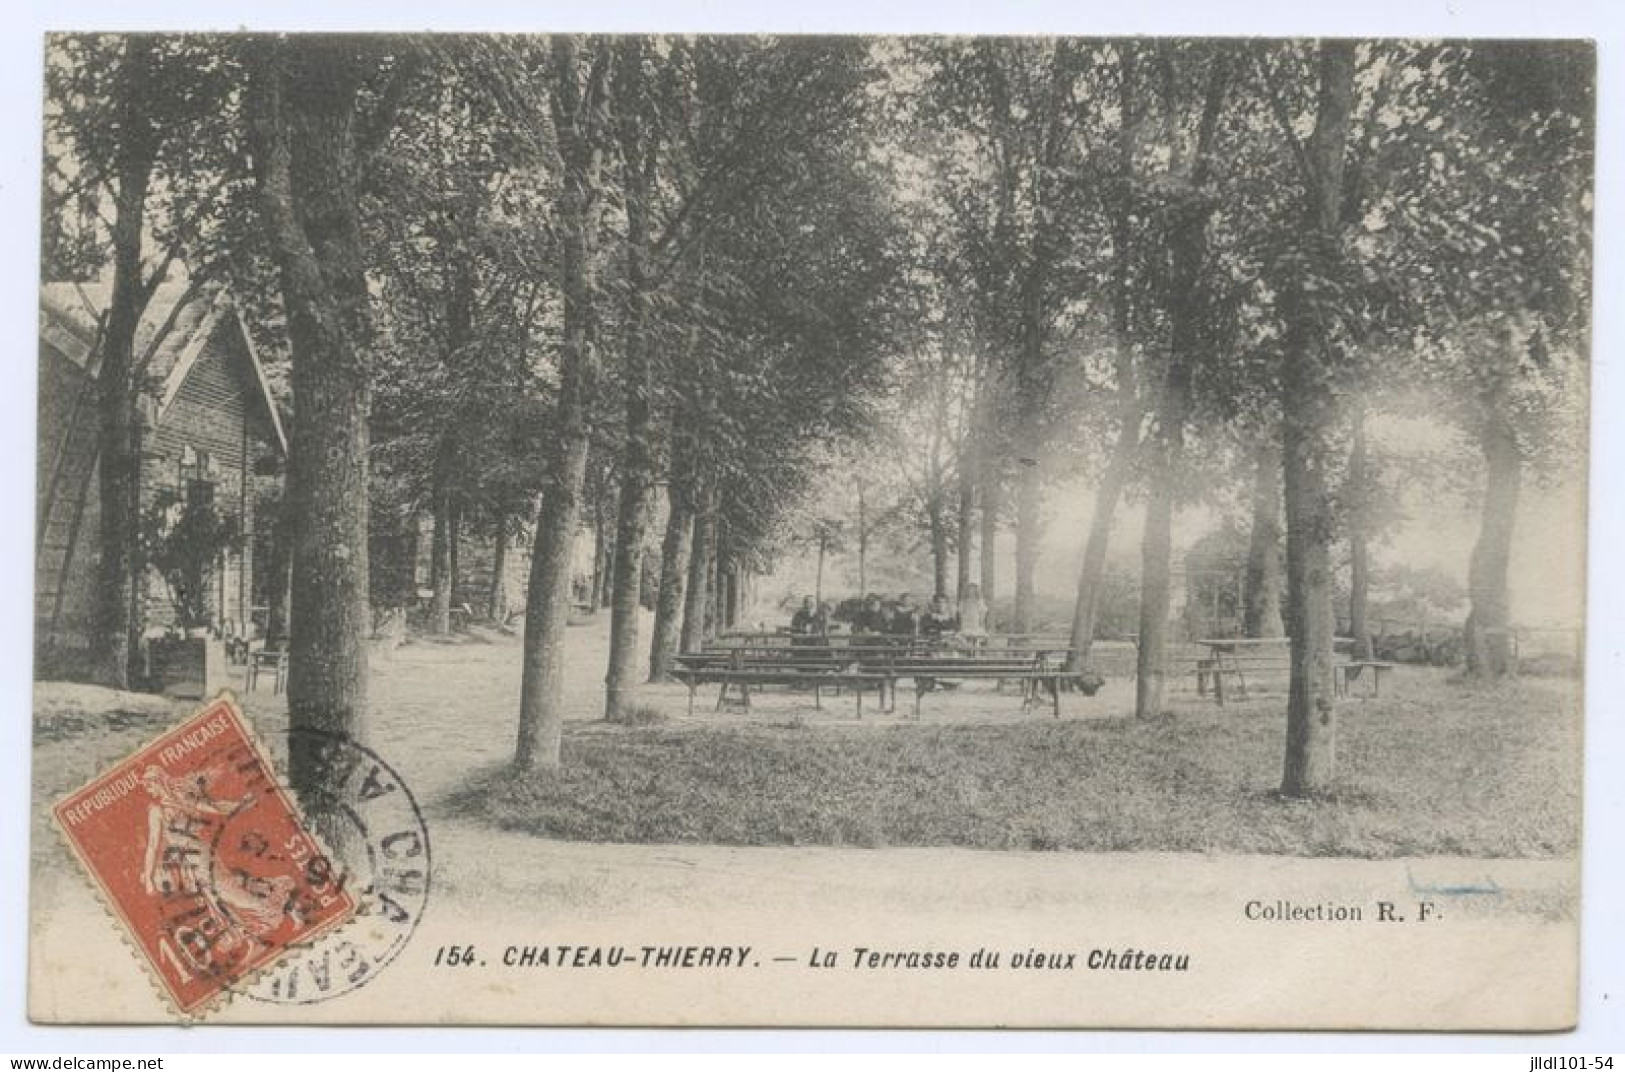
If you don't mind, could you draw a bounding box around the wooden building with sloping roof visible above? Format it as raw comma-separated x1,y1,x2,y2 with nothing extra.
36,279,288,679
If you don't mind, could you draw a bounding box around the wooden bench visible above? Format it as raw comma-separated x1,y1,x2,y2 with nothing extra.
1335,660,1395,698
675,644,1100,719
670,665,889,718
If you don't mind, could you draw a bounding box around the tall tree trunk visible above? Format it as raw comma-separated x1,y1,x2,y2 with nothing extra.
955,443,975,603
604,43,656,721
266,502,294,645
434,210,476,633
448,492,461,613
1067,48,1140,674
1066,439,1134,669
928,385,952,602
606,462,650,717
1008,42,1076,637
589,497,613,612
1464,383,1522,678
516,38,609,771
429,487,453,634
681,482,715,653
598,524,614,609
1347,409,1373,659
1134,407,1184,719
1280,41,1356,798
1134,53,1230,719
607,438,650,714
1243,438,1285,639
488,518,509,623
649,482,692,680
247,39,377,817
979,459,1001,627
1012,457,1041,634
857,484,870,596
707,539,722,641
815,532,826,606
929,500,950,600
89,41,159,691
1281,373,1339,794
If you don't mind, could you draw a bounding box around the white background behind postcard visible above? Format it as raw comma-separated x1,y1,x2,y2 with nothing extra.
1,0,1621,1054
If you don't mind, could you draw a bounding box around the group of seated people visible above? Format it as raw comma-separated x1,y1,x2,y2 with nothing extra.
789,586,988,639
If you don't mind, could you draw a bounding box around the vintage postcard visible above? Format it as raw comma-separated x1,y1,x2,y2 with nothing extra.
29,33,1590,1028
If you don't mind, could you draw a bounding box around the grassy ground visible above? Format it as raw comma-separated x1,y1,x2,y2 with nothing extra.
33,621,1582,863
462,670,1581,858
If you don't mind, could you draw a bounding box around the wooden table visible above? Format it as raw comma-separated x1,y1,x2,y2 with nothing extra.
1335,660,1395,697
1195,638,1291,705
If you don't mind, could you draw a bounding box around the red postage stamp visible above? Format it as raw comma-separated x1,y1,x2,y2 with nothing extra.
52,696,358,1016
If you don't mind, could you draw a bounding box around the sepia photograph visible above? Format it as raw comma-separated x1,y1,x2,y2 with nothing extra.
25,29,1594,1029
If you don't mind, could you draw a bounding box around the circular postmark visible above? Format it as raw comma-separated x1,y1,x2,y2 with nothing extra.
213,727,432,1005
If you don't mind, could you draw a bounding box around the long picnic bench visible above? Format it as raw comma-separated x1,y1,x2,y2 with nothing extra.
672,643,1101,719
670,662,891,717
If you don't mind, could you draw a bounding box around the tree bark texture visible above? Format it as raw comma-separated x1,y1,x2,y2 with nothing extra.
815,533,826,606
681,481,715,654
1243,438,1285,639
1347,410,1373,659
1280,41,1356,798
1067,437,1134,670
1013,462,1041,632
89,40,160,691
1134,381,1187,718
707,539,723,642
488,518,509,623
857,484,871,596
247,37,377,812
1067,49,1141,672
516,38,609,770
588,497,612,612
604,44,656,721
979,459,1001,627
1464,372,1523,677
1134,53,1230,719
929,502,950,601
648,481,692,681
955,441,975,603
429,487,453,634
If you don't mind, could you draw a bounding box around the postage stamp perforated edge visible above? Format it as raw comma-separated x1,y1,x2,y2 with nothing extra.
46,690,362,1021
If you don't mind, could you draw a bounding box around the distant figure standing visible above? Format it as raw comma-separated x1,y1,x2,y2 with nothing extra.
890,593,920,637
958,584,987,639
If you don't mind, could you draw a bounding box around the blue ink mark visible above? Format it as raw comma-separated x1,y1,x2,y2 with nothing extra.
1406,864,1503,898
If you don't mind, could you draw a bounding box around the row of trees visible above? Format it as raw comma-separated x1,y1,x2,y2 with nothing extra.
798,39,1589,794
44,34,908,804
44,35,1589,809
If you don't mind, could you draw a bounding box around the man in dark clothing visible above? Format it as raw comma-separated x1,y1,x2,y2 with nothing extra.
790,596,819,636
920,594,960,637
854,593,887,636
